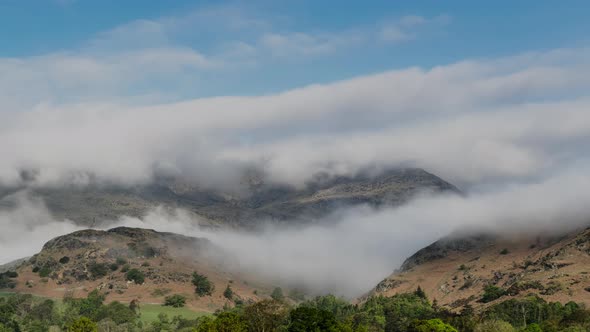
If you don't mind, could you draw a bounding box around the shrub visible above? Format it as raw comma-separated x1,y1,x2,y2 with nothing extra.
120,264,130,273
500,248,510,255
109,263,119,271
151,288,172,297
409,318,458,332
38,266,51,278
59,256,70,264
125,269,145,284
67,316,97,332
115,257,127,265
224,285,234,300
474,320,515,332
88,262,108,279
271,287,284,301
192,272,214,296
481,285,506,303
163,294,186,308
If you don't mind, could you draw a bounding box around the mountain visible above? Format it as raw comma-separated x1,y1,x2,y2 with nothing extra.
6,227,276,312
0,168,459,228
369,228,590,311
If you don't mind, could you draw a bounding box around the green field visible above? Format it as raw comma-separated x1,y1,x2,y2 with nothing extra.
0,291,209,324
138,303,209,323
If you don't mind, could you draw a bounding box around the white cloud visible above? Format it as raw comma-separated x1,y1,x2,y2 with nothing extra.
0,48,589,189
380,14,451,43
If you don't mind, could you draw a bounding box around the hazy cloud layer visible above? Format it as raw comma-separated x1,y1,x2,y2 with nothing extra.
2,165,588,297
0,48,589,189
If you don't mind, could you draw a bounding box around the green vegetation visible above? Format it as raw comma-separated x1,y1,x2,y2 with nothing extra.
59,256,70,264
0,287,588,331
88,262,109,279
125,268,145,284
38,266,52,278
163,294,187,308
500,248,510,255
481,285,507,303
271,287,284,301
0,272,17,289
192,272,214,297
224,284,234,300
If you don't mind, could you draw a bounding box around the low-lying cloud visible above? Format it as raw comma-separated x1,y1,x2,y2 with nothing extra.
2,165,588,298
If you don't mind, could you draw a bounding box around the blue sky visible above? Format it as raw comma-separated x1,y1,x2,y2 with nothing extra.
1,0,589,99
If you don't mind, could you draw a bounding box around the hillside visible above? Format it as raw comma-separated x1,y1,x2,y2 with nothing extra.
3,227,277,312
0,168,459,228
369,228,590,311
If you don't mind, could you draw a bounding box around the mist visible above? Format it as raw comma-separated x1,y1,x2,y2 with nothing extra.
2,164,588,298
1,44,590,297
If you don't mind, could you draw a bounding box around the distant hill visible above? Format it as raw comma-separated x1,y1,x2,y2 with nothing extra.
368,228,590,311
0,168,459,228
5,227,276,312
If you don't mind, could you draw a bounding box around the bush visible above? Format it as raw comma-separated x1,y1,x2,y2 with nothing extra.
88,262,108,279
164,294,186,308
271,287,284,301
474,320,515,332
125,269,145,284
481,285,506,303
115,257,127,265
224,285,234,300
120,264,130,273
109,263,119,271
409,318,458,332
59,256,70,264
500,248,510,255
192,272,214,296
38,266,51,278
67,316,97,332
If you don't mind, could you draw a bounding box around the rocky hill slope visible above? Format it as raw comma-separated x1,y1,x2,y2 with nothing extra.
4,227,276,312
369,228,590,311
0,168,459,228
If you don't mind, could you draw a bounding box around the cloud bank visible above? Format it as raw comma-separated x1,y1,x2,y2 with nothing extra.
0,47,589,190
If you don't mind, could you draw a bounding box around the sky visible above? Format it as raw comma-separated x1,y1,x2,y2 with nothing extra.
1,0,590,100
1,1,590,296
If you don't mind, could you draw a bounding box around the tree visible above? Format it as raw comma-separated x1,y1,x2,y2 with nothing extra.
288,307,339,332
224,285,234,300
243,299,290,332
67,317,97,332
474,320,515,332
164,294,186,308
211,312,248,332
192,272,214,297
409,319,458,332
125,269,145,284
271,287,284,301
414,286,427,300
521,323,542,332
